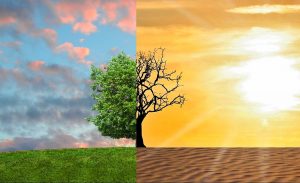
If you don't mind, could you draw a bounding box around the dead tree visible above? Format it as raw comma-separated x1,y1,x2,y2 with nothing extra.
136,48,185,147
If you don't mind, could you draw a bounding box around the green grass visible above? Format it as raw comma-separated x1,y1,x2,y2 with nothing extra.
0,147,136,183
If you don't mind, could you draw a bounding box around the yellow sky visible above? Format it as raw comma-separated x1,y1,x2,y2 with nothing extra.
137,0,300,147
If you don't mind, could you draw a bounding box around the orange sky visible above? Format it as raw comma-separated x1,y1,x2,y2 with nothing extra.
137,0,300,147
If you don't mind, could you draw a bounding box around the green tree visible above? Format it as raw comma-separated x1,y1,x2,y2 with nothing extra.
88,53,136,139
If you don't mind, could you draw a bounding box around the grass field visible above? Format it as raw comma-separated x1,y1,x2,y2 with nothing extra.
0,147,136,183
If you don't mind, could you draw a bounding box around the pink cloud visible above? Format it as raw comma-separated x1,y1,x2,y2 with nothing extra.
28,60,45,71
41,28,57,47
117,17,135,33
74,142,89,148
0,139,14,148
54,1,99,34
117,0,136,33
83,6,99,22
0,136,135,151
100,18,107,24
78,59,93,65
53,0,135,34
100,1,136,33
54,2,78,24
73,22,97,35
56,42,91,65
55,1,99,23
0,16,16,26
103,2,118,22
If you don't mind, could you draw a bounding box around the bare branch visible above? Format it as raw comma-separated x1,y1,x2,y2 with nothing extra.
136,48,185,119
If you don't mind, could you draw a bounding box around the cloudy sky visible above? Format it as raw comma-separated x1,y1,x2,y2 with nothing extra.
0,0,135,151
138,0,300,147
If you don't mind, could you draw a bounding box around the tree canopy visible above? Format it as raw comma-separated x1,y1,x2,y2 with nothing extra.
88,53,136,139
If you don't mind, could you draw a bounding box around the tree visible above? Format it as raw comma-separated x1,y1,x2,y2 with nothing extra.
136,48,185,147
88,53,136,140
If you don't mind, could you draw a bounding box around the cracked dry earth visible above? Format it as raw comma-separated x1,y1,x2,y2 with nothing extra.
137,148,300,183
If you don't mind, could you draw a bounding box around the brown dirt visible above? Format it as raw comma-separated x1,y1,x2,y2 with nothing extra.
137,148,300,183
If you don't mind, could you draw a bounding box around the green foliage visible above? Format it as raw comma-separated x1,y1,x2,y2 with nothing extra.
0,148,136,183
89,53,136,139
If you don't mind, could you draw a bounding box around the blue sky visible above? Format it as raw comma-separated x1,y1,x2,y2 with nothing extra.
0,0,135,151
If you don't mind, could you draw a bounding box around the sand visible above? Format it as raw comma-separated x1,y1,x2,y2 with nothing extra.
137,148,300,183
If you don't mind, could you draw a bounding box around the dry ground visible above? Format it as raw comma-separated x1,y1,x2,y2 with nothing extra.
137,148,300,183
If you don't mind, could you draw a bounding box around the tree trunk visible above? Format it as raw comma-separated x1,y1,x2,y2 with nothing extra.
136,115,146,147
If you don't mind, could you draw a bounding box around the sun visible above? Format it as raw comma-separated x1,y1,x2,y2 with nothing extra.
238,56,300,112
228,28,300,113
233,27,292,56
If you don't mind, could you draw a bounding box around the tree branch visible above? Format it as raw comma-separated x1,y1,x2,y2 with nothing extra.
136,48,185,119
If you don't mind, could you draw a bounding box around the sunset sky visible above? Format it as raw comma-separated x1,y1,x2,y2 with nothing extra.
0,0,135,151
138,0,300,147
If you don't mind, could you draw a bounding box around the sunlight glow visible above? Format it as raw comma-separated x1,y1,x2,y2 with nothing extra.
261,119,269,127
227,4,300,14
234,27,291,55
236,57,300,112
228,27,300,113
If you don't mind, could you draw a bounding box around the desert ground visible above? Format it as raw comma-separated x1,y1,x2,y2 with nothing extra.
137,148,300,183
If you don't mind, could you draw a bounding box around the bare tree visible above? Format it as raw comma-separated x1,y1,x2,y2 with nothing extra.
136,48,185,147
